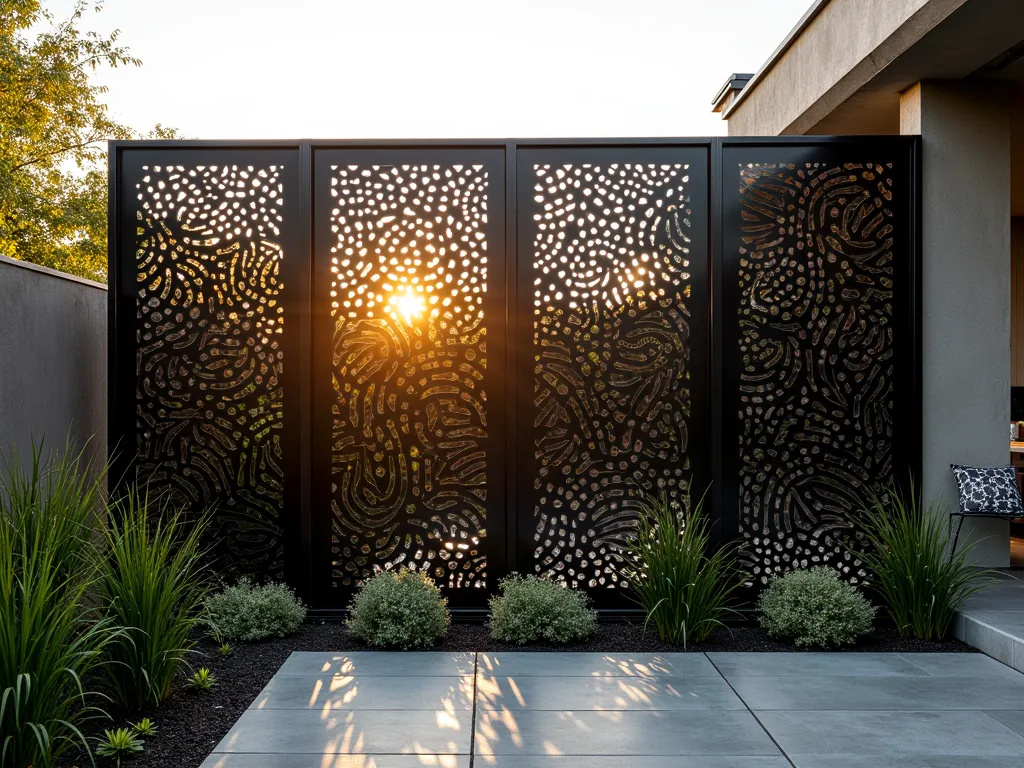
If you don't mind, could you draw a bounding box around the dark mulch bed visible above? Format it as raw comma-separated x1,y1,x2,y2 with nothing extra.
63,620,975,768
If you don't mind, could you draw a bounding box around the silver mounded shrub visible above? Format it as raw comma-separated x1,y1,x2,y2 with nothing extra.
205,577,307,642
758,566,876,648
489,574,597,645
346,568,450,649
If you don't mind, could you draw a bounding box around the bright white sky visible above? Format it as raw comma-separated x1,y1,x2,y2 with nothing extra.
49,0,812,139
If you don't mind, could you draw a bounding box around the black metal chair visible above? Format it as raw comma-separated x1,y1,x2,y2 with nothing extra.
949,510,1024,555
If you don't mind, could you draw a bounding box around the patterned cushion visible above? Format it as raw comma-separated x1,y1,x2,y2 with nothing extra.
950,464,1024,516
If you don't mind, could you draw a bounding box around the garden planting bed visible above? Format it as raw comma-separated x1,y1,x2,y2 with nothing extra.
63,620,976,768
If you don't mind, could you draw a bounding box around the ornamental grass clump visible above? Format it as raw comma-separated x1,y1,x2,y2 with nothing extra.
0,442,115,768
489,574,596,645
99,489,212,708
620,491,742,648
758,567,876,648
856,483,994,641
346,568,450,649
205,577,307,643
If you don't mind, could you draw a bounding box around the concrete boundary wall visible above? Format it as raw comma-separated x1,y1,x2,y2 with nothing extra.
0,256,107,473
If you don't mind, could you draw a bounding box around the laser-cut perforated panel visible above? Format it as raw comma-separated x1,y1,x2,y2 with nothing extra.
113,139,918,610
134,163,287,578
732,160,899,584
326,163,490,589
524,159,703,589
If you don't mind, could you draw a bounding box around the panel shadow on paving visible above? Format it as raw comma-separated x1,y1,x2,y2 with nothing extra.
202,651,1024,767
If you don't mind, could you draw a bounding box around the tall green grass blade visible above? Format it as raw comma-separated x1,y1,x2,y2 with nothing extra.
619,490,742,646
855,480,997,641
0,440,113,768
98,487,213,708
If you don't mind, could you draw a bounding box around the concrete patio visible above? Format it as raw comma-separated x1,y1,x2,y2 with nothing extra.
200,650,1024,767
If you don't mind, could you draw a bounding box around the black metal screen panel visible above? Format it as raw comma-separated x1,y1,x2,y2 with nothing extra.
719,141,919,586
110,138,919,612
516,147,711,596
111,149,303,580
310,148,507,607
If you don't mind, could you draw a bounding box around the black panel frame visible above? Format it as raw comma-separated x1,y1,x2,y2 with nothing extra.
109,136,921,613
715,137,922,593
514,143,712,609
108,144,309,594
309,146,508,610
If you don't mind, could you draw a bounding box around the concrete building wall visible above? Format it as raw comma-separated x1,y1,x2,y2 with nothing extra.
901,81,1012,565
724,0,966,136
1011,219,1024,387
0,256,107,475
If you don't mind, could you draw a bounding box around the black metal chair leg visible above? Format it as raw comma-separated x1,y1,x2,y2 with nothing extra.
951,514,966,556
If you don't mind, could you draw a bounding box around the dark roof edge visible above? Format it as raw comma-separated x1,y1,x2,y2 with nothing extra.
711,73,754,108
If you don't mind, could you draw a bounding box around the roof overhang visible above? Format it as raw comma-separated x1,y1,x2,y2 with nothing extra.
721,0,832,120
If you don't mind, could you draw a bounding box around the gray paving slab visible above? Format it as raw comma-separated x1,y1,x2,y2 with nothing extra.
755,710,1024,757
960,592,1024,612
474,709,781,756
475,758,791,767
199,650,1024,767
211,708,473,755
728,673,1024,710
897,651,1015,677
475,672,745,711
250,674,474,711
476,651,719,678
961,610,1024,637
201,756,469,768
789,757,1021,768
985,709,1024,737
275,651,476,677
707,652,928,678
962,574,1024,608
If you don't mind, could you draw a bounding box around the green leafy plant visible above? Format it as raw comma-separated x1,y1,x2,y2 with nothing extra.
130,717,157,738
205,577,307,643
620,491,742,648
218,642,232,656
855,483,994,641
347,569,450,649
187,668,217,692
0,441,115,768
488,574,596,645
1,2,182,281
98,488,212,708
758,567,876,648
95,727,144,765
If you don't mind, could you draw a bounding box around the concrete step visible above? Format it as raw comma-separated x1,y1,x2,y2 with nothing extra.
954,571,1024,672
954,610,1024,672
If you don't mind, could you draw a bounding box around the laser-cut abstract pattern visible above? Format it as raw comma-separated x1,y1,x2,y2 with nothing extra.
736,161,896,584
328,164,489,588
135,164,285,579
529,163,694,588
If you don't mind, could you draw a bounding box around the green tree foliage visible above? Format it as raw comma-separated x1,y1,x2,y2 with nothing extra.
0,1,142,280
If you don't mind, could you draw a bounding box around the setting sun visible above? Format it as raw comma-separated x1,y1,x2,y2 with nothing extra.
389,289,427,324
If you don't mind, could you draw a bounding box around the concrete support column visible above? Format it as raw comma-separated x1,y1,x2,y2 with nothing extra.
900,81,1011,565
